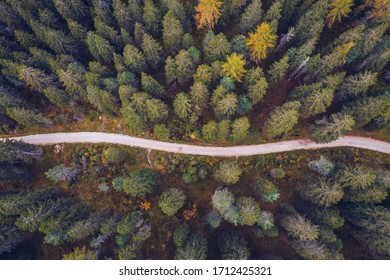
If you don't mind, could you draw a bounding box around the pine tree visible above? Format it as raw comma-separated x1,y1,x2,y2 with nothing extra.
247,77,268,105
86,32,115,63
159,188,186,216
218,232,250,260
202,120,218,141
231,117,250,141
190,82,210,112
143,0,161,34
162,11,184,55
238,0,263,33
174,93,192,119
301,87,335,116
263,101,301,137
174,50,196,85
203,32,231,63
145,98,169,123
267,55,289,87
336,71,377,100
142,34,164,69
294,0,329,43
309,112,355,143
263,0,283,33
246,23,277,63
236,196,260,226
344,96,389,126
112,0,131,30
215,92,238,118
280,212,320,241
123,44,147,74
0,139,43,163
141,73,164,98
342,204,390,256
217,120,230,141
326,0,353,27
194,0,223,30
87,86,119,115
17,65,55,93
6,107,53,127
213,161,242,185
53,0,88,21
297,176,344,207
312,42,355,80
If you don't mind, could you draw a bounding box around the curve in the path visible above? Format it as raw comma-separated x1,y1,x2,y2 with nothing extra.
4,132,389,156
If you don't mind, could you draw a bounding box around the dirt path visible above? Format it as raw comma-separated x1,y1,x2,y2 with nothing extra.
3,132,389,156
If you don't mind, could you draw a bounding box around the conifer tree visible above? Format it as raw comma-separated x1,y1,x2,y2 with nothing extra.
143,0,161,34
326,0,353,27
263,101,301,137
309,112,355,143
123,44,147,74
162,11,184,55
202,120,218,141
141,73,164,98
267,55,289,87
215,92,238,118
238,0,263,33
86,32,115,63
231,117,250,141
174,93,192,119
203,32,231,63
142,34,164,69
221,53,247,82
194,0,223,30
247,77,268,105
6,107,53,128
246,23,277,62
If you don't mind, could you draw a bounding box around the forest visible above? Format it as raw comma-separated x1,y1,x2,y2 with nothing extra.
0,0,389,260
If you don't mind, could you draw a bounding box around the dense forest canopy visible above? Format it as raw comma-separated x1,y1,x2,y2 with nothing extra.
0,0,389,260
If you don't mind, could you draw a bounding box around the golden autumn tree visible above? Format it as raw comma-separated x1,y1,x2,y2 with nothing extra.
194,0,223,29
326,0,354,27
221,53,247,82
246,22,277,63
365,0,390,23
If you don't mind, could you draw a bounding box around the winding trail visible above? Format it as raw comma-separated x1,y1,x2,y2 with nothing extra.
3,132,389,156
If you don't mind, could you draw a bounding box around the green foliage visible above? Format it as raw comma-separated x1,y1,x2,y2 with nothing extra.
163,11,184,54
236,196,261,226
173,224,190,247
116,212,142,235
63,247,98,260
6,107,53,128
247,77,268,105
141,73,164,98
336,71,377,100
46,165,79,183
86,32,114,63
231,117,250,142
252,178,280,202
102,146,127,164
263,101,301,137
280,212,320,241
214,92,238,118
0,139,42,163
308,156,334,176
153,124,170,140
310,112,355,143
159,188,186,216
218,232,250,260
339,165,376,190
257,211,275,230
202,120,218,141
211,188,239,225
194,64,213,85
123,44,147,74
174,93,192,119
297,176,344,207
142,34,164,69
214,161,242,185
203,32,231,63
206,211,222,228
143,0,161,34
239,0,263,33
123,169,160,197
175,233,208,260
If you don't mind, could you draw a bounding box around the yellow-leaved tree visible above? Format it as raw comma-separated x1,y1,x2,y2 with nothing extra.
194,0,223,30
246,22,277,63
221,53,247,82
326,0,354,27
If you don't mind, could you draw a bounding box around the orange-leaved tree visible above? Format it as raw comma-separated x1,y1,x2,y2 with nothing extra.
326,0,354,27
194,0,223,29
246,22,277,63
221,53,247,82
